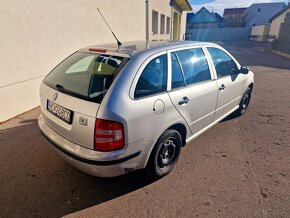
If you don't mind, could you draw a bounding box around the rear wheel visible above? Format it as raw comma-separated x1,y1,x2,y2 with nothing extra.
237,87,252,116
146,129,182,178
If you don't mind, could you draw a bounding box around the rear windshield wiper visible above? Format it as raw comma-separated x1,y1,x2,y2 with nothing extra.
56,84,65,90
54,83,89,100
55,83,73,95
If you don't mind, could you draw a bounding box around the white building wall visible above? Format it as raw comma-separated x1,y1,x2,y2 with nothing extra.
180,12,187,39
1,0,144,122
150,1,172,41
0,0,147,122
0,0,189,122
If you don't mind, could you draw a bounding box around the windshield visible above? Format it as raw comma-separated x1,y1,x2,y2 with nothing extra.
44,52,129,102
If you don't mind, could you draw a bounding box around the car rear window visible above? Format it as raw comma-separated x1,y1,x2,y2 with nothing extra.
44,51,129,102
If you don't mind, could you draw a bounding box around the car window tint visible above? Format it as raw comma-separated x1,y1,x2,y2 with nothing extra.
175,48,211,85
44,52,129,102
171,52,185,89
134,54,167,98
207,47,238,78
65,56,95,74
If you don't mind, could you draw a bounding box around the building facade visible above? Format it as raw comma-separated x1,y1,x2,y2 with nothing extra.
245,2,286,27
269,4,290,40
250,24,271,42
0,0,191,122
223,8,247,27
186,7,224,30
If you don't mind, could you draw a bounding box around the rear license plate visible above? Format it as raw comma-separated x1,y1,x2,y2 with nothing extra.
47,100,73,124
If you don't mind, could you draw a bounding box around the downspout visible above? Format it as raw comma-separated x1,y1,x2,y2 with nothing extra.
145,0,150,42
170,6,174,40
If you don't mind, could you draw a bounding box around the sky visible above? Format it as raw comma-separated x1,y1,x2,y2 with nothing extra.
188,0,289,15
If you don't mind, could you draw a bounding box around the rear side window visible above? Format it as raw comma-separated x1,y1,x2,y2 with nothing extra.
134,54,168,99
175,48,211,85
171,53,185,89
207,47,238,78
44,52,129,102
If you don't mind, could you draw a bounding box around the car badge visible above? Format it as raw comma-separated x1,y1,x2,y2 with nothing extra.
53,92,58,101
79,116,88,126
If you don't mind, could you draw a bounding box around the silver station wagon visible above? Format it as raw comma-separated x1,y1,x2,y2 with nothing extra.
38,41,254,178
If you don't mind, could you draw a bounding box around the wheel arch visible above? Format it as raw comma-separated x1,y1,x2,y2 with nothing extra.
144,122,188,169
166,123,187,147
249,83,254,91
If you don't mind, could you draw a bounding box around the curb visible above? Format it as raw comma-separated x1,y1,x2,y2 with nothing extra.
272,50,290,60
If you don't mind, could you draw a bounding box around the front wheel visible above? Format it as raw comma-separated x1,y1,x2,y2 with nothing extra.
237,87,252,116
145,129,182,179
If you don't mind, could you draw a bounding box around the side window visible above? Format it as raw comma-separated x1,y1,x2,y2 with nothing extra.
134,54,168,99
171,53,185,89
175,48,211,86
207,47,238,78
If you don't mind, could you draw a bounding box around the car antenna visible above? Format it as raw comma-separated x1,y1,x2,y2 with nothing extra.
97,8,122,47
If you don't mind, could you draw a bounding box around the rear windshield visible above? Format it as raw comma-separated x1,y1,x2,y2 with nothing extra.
44,51,129,102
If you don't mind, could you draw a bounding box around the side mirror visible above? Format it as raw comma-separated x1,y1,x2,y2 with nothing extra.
240,66,249,74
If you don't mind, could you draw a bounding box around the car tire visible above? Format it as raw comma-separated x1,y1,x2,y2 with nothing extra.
237,87,252,116
145,129,182,179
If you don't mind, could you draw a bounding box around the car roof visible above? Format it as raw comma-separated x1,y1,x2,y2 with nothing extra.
80,40,218,57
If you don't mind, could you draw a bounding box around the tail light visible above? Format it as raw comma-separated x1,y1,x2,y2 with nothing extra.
94,119,125,152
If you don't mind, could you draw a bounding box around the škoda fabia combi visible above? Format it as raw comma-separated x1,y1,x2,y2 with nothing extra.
38,41,254,178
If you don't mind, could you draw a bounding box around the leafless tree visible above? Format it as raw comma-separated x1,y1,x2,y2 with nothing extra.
223,10,255,27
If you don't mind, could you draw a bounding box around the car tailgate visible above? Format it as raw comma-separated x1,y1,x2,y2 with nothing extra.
39,82,98,149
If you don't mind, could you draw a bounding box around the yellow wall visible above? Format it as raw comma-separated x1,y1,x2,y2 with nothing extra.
269,9,290,39
251,25,269,42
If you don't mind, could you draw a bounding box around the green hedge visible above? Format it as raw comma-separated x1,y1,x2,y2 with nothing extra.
272,39,290,55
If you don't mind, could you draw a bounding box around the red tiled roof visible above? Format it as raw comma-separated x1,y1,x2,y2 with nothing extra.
223,8,247,16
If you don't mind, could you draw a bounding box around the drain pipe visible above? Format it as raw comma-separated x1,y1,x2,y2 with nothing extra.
145,0,149,42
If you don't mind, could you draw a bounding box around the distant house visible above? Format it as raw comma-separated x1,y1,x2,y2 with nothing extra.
245,2,286,27
186,12,195,23
269,4,290,41
186,7,224,30
223,8,247,27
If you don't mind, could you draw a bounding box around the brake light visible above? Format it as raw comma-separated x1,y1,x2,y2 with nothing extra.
94,119,125,152
89,48,107,53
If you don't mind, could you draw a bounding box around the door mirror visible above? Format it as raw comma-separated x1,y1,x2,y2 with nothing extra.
240,66,249,74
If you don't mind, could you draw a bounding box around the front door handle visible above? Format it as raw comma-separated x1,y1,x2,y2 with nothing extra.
178,97,189,105
219,84,226,91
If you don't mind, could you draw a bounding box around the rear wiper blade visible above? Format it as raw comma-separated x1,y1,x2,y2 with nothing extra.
56,84,65,90
55,84,72,95
55,84,79,97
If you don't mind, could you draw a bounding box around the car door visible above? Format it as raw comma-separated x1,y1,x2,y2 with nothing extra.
127,52,187,147
206,47,246,121
168,47,218,135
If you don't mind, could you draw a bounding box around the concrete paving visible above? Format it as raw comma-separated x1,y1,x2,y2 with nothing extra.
1,41,290,217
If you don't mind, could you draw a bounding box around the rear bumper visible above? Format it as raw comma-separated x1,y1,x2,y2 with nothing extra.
38,114,142,177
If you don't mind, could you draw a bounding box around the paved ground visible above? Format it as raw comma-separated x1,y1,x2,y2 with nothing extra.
1,41,290,218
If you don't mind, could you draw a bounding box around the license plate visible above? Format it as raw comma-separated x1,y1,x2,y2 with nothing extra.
47,100,73,124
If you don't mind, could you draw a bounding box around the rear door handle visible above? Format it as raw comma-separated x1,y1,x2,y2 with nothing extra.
219,84,225,91
178,97,189,105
